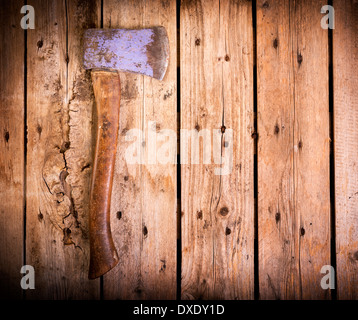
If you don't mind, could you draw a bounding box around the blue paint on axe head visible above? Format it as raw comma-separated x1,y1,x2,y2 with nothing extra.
83,26,169,80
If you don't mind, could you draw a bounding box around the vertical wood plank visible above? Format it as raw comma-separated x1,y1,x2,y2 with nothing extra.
181,0,254,300
0,0,24,299
334,0,358,300
257,0,330,299
103,0,177,299
26,0,100,299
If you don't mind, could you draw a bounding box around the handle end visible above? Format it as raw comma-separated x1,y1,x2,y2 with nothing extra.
88,244,119,279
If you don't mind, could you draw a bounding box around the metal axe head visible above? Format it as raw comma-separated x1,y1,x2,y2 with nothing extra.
83,26,169,80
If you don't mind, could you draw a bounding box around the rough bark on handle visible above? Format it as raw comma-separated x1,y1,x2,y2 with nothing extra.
89,70,120,279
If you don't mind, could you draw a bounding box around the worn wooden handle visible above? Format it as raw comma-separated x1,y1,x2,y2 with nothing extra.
88,70,120,279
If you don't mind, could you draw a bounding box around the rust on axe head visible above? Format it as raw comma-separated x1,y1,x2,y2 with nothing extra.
83,26,169,80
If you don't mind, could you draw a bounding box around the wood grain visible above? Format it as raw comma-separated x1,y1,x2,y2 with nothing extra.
0,0,24,299
181,0,254,300
333,0,358,300
257,0,330,299
1,0,357,301
26,0,100,299
103,0,177,299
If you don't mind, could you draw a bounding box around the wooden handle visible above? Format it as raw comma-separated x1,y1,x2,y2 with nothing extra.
88,70,120,279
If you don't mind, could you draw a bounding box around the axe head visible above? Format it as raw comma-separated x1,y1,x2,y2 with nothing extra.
83,27,169,80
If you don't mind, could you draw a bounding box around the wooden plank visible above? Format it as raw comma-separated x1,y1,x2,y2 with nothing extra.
0,0,24,299
26,0,100,299
181,0,254,300
257,0,330,299
103,0,177,299
334,0,358,300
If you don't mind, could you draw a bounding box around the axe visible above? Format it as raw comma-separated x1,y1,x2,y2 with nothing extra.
83,27,169,279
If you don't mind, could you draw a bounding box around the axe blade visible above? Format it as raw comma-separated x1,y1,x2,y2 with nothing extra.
83,26,169,80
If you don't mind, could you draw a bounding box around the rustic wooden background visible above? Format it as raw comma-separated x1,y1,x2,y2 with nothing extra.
0,0,357,300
